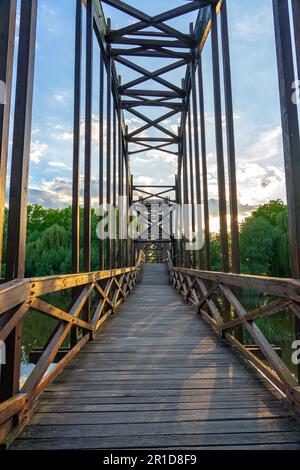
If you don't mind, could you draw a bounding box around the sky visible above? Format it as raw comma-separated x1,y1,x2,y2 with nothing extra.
7,0,299,231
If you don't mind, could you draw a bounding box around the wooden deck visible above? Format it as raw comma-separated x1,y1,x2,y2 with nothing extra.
12,264,300,450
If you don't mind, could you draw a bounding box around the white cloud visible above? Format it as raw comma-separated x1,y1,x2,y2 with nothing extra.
234,10,273,42
48,161,69,169
53,90,71,104
241,127,282,162
30,141,48,164
135,176,154,185
237,162,285,206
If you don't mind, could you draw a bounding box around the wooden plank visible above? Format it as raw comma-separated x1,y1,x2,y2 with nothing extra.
30,407,290,426
12,433,300,450
17,418,300,439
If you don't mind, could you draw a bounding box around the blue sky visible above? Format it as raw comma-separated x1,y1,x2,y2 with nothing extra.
8,0,297,230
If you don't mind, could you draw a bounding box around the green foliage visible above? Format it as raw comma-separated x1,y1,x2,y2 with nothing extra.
240,217,281,275
23,204,104,277
210,233,222,272
240,200,290,277
0,200,292,279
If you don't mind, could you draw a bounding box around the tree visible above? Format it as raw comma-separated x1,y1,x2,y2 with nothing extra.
240,216,281,275
240,200,290,277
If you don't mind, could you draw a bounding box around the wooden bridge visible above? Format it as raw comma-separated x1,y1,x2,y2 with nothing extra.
10,264,300,450
1,0,300,451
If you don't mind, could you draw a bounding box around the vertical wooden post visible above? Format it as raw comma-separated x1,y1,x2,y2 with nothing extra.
0,0,16,276
125,126,129,267
221,0,240,275
112,101,117,268
173,175,179,266
118,76,123,268
71,0,82,347
179,127,184,268
99,50,104,270
83,0,93,276
2,0,37,402
191,58,204,268
198,55,211,270
72,0,82,276
187,107,196,268
292,0,300,82
273,0,300,383
182,114,189,268
221,1,242,341
106,28,112,270
83,0,93,324
211,5,229,273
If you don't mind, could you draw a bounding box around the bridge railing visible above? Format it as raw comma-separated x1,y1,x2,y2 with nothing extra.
0,251,145,446
167,252,300,415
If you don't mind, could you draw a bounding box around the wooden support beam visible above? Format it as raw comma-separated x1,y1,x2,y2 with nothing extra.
110,47,190,60
211,5,229,273
127,108,179,140
118,78,124,268
2,0,37,403
112,101,117,268
122,100,182,110
292,0,300,83
182,116,189,268
273,0,300,383
99,49,105,271
83,0,93,276
221,1,240,275
121,89,183,98
0,0,16,276
72,0,82,275
198,55,211,271
109,37,190,49
83,0,93,325
106,24,112,270
125,128,130,267
191,58,204,268
117,57,186,94
71,0,83,348
187,107,196,269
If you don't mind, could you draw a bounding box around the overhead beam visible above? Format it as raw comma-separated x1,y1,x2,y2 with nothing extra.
117,57,186,94
106,0,208,45
108,38,190,49
122,100,182,110
110,47,190,60
127,108,179,139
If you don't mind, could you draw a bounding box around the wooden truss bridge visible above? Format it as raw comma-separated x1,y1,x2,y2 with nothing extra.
1,0,300,450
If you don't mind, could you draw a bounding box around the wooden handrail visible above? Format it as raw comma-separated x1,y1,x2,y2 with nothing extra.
0,251,145,446
166,251,300,415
